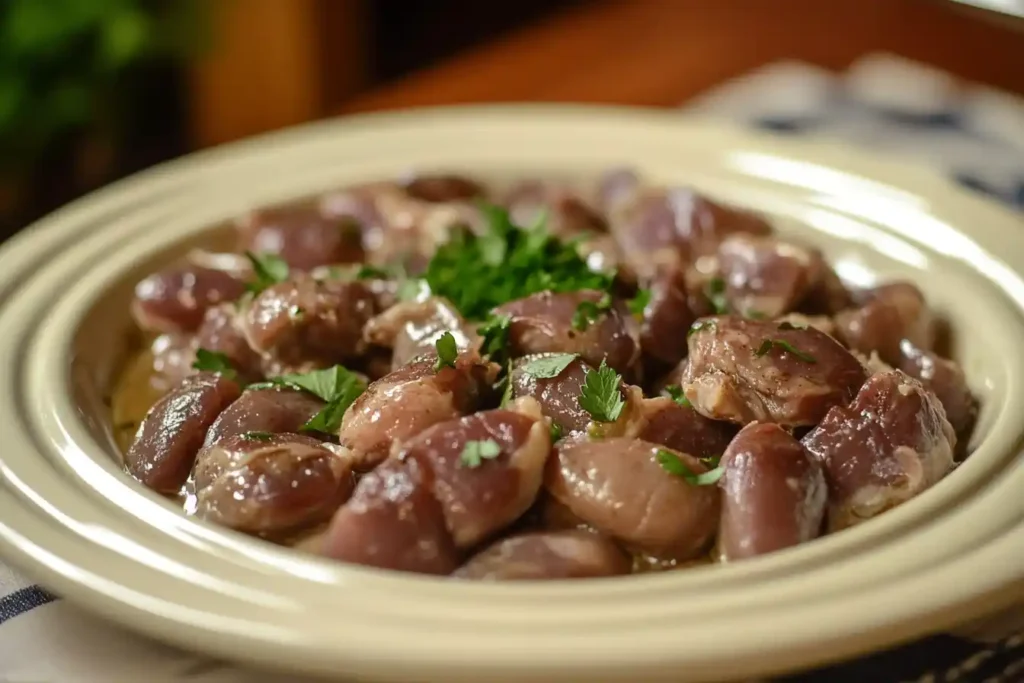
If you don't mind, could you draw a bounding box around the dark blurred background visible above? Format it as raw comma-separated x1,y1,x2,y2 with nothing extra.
1,0,1022,237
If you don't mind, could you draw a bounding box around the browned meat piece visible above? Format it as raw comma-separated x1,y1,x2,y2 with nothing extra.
802,370,955,531
638,265,695,368
235,205,364,271
635,396,737,461
338,354,498,470
193,433,353,536
718,422,826,561
684,316,867,426
595,167,641,213
149,333,196,392
203,388,325,447
503,181,607,237
241,275,377,369
195,303,263,381
494,290,640,374
125,372,242,493
716,234,849,318
363,297,477,370
452,530,630,580
402,173,486,203
546,437,720,561
897,340,977,438
834,282,934,364
322,457,459,574
318,187,387,253
132,264,247,334
610,188,773,279
577,234,631,286
398,408,550,548
509,354,594,437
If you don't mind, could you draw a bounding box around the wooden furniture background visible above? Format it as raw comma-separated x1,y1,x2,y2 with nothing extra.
187,0,1024,147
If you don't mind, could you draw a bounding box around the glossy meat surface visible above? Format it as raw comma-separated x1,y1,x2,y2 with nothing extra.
453,530,630,580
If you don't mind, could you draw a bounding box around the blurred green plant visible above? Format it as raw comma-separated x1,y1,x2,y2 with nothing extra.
0,0,208,176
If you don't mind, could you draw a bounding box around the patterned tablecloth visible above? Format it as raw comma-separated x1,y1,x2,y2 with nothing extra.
1,52,1022,683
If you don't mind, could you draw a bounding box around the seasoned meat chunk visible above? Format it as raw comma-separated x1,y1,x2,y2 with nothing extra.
338,354,498,470
398,408,550,548
452,530,630,580
504,181,607,237
203,388,325,447
683,316,867,426
242,275,377,368
611,188,773,279
638,265,695,368
363,297,477,370
802,370,955,531
402,173,485,203
125,372,242,493
195,303,263,381
132,264,247,334
193,433,353,536
718,423,826,561
834,282,934,364
495,290,640,374
774,313,838,339
595,167,641,212
716,234,848,318
149,333,196,392
322,457,459,574
235,204,364,271
635,396,736,461
509,354,594,437
546,438,720,561
897,339,977,438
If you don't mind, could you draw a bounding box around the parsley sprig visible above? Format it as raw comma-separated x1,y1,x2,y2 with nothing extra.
245,251,289,294
434,331,458,371
754,338,816,363
627,288,651,318
656,449,725,486
662,385,691,408
572,292,613,331
423,203,614,320
477,313,511,366
460,439,502,468
578,359,625,423
704,277,729,314
249,365,366,433
519,353,578,379
192,349,238,380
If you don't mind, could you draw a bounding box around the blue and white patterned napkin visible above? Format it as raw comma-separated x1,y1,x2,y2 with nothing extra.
1,52,1022,683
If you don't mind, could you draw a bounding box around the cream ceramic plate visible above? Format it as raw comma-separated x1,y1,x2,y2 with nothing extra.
0,105,1022,683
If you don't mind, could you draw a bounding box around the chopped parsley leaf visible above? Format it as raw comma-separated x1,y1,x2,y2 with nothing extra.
241,431,274,442
460,439,502,468
704,276,729,314
662,385,691,408
549,421,564,443
355,265,390,280
578,359,625,423
687,319,717,337
499,360,514,407
627,288,652,318
244,251,289,294
754,338,816,363
434,331,458,371
192,349,238,380
572,292,612,331
520,353,578,379
656,449,725,486
477,313,511,366
251,365,366,434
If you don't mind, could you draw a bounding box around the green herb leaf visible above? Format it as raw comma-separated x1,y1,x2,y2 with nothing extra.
656,449,725,486
704,277,729,314
423,203,614,320
244,251,289,294
627,288,652,318
459,439,502,468
355,265,390,280
549,421,564,443
477,313,512,365
745,309,768,320
254,365,367,433
434,331,459,371
662,385,691,408
499,360,514,408
241,431,274,442
578,359,625,423
520,353,578,379
192,348,237,379
572,293,613,331
753,338,817,363
397,278,428,302
687,319,717,338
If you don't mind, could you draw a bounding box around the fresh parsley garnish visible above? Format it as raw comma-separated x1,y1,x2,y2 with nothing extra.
422,203,614,320
578,359,625,423
572,292,612,331
241,431,274,442
499,360,514,407
244,251,289,294
745,309,767,320
687,319,717,337
520,353,578,379
460,439,502,468
704,277,729,314
627,288,651,318
662,385,691,408
778,320,808,331
355,265,390,280
754,338,816,363
251,365,366,434
192,349,238,380
549,422,564,442
397,278,428,302
477,313,511,365
656,449,725,486
434,331,458,371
